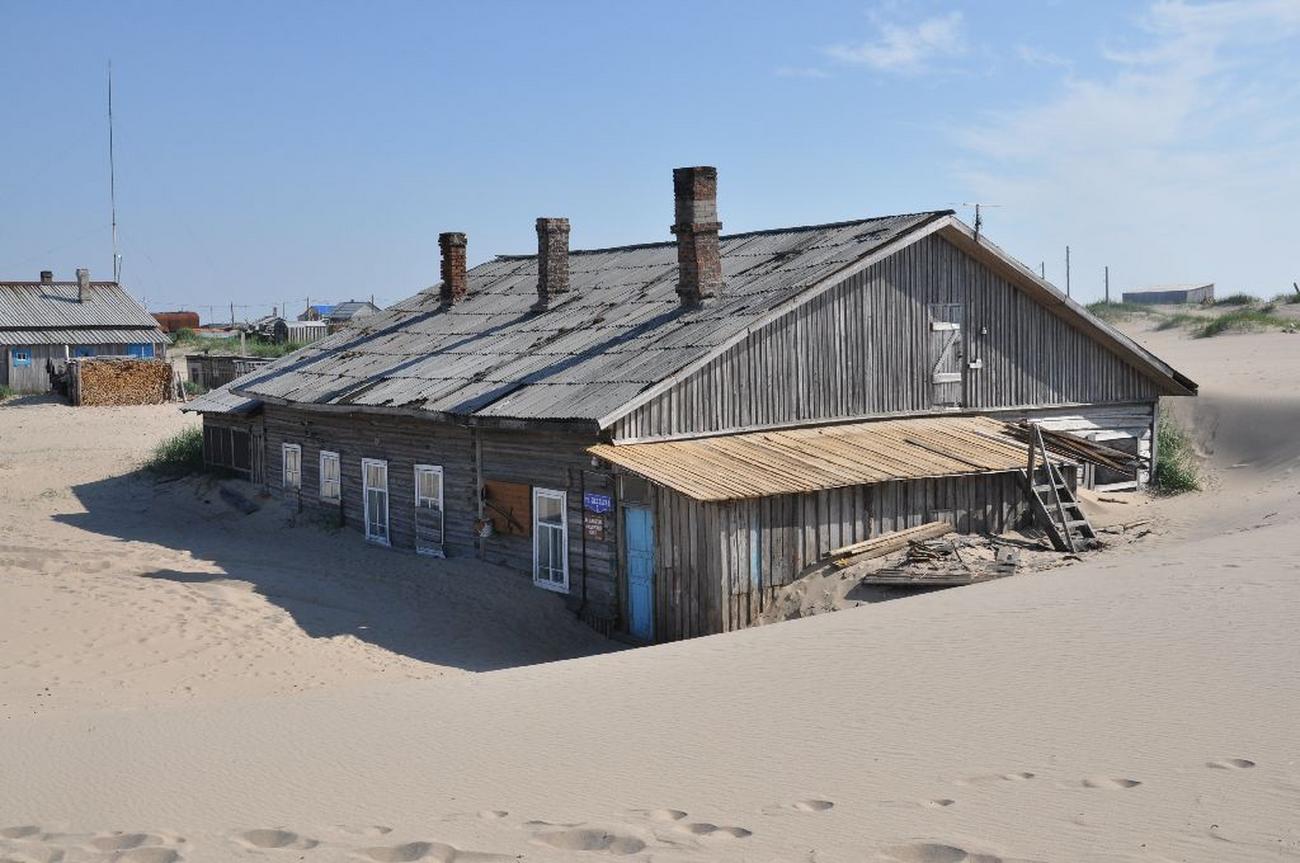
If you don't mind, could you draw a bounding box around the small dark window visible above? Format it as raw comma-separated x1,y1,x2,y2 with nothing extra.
231,430,251,471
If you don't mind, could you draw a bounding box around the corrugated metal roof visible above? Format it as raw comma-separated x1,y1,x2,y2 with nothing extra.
0,327,170,346
182,383,263,415
588,415,1054,501
0,282,161,329
327,301,381,321
233,213,948,421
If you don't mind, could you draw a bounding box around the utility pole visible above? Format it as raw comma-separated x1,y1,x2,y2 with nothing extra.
108,62,122,283
230,302,235,327
1040,261,1045,279
1065,246,1071,298
1104,266,1110,303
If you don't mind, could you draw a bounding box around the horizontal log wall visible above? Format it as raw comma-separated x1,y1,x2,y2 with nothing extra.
254,406,619,623
650,470,1038,641
612,234,1161,440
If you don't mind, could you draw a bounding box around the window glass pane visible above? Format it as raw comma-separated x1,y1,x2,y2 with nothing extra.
537,493,563,523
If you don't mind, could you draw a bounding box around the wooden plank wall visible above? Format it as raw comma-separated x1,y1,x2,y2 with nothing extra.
4,342,163,394
611,234,1162,441
651,470,1036,640
254,406,620,624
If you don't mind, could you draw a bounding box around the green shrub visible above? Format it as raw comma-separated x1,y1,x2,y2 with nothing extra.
1194,308,1290,338
1213,292,1256,306
1273,289,1300,305
182,380,207,396
0,384,14,400
1152,409,1200,494
172,327,197,343
1086,301,1149,322
1154,312,1200,331
144,427,205,477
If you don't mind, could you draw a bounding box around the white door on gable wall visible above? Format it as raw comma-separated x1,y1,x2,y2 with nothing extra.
928,303,965,408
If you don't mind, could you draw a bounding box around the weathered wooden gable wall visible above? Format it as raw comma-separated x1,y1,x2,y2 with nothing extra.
610,234,1162,441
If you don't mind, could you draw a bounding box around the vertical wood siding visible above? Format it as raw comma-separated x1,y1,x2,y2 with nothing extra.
254,406,620,624
650,471,1037,641
611,234,1162,440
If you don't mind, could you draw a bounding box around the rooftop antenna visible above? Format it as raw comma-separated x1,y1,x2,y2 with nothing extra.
947,202,1001,243
108,61,122,283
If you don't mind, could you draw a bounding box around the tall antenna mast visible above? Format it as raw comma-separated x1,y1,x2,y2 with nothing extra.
108,61,122,283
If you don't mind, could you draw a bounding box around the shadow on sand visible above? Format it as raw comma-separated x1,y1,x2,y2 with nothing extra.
57,470,617,672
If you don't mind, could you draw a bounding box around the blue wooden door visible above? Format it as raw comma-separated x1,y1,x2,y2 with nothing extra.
625,505,655,642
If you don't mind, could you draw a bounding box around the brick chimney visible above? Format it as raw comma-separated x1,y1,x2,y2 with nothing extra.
76,268,89,304
535,217,570,307
438,232,468,304
671,166,722,306
39,270,53,284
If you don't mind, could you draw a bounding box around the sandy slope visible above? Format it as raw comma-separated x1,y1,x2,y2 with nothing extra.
2,328,1300,863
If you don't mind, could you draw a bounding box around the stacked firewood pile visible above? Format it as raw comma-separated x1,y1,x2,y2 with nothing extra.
69,357,176,406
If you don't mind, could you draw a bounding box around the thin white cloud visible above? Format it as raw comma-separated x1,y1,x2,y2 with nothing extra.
956,0,1300,296
1016,44,1072,70
774,65,831,79
826,10,965,73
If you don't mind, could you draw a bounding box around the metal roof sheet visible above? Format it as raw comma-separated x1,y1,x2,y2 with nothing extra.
0,326,170,346
588,415,1056,501
0,282,161,329
234,212,948,421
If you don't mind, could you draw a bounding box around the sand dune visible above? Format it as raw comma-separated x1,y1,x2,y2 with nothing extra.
2,328,1299,861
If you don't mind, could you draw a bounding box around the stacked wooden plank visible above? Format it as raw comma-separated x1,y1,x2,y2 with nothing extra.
70,357,175,406
1007,421,1138,476
827,521,954,569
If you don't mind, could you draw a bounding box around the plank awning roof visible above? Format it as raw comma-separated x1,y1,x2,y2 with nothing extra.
0,281,167,345
588,415,1045,501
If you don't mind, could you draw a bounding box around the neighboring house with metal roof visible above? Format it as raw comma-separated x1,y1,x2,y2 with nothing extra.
1122,283,1215,305
1,269,169,394
298,304,336,322
186,166,1196,643
323,299,380,331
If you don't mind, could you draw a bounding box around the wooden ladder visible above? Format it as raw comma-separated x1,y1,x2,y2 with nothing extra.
1021,423,1096,552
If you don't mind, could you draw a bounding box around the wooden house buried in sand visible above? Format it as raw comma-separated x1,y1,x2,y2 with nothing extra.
1,269,168,394
185,166,1197,643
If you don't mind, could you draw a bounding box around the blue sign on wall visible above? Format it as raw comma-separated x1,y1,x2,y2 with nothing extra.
583,492,613,514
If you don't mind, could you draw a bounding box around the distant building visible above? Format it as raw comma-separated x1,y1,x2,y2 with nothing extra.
1,269,168,394
1122,283,1215,305
152,311,201,333
298,304,335,322
325,300,381,331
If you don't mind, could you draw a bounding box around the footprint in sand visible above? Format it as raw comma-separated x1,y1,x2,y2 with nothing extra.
238,829,318,850
117,849,181,863
1079,777,1142,789
476,811,509,821
926,799,957,808
629,809,687,823
954,772,1034,787
534,828,647,856
0,828,41,840
91,833,162,852
0,842,64,863
364,840,513,862
1207,758,1256,770
881,842,1003,863
676,823,752,839
789,799,835,813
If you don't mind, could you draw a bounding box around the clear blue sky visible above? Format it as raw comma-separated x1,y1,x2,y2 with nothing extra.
2,1,1297,319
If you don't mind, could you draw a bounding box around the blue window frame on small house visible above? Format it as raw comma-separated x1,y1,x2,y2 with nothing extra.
12,348,32,367
126,343,155,358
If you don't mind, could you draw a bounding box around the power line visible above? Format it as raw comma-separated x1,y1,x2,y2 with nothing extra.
108,61,121,283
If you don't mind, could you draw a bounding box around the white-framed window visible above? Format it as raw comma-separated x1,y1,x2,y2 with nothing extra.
319,450,341,502
282,443,302,490
413,464,444,555
362,458,390,545
532,487,569,592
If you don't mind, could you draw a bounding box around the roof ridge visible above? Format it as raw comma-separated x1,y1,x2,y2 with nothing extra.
493,210,954,261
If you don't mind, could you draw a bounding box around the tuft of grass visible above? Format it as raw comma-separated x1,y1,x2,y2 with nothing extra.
1086,301,1150,323
1272,290,1300,305
1152,409,1200,495
1212,292,1257,306
172,327,196,342
144,427,205,478
0,384,14,400
1194,308,1291,338
182,380,207,396
1154,312,1200,331
171,330,308,359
